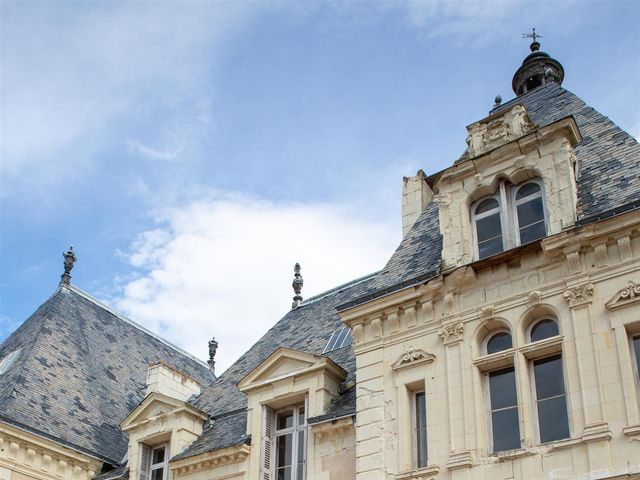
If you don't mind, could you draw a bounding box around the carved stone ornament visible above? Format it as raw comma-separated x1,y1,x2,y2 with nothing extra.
528,290,542,305
563,283,594,307
606,280,640,311
392,345,435,370
465,105,534,157
438,322,464,344
481,305,495,318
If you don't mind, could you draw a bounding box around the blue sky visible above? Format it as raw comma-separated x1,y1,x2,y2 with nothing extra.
1,0,639,372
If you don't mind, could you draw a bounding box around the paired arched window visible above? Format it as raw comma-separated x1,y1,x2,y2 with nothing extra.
472,179,547,260
480,317,569,452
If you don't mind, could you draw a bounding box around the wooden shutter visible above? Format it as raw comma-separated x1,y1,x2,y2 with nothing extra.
261,406,274,480
138,444,150,480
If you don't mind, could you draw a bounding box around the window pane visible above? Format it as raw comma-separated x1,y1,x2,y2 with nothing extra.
297,405,305,426
151,469,163,480
486,332,512,354
491,407,520,451
534,355,565,399
476,213,502,242
519,221,546,244
476,198,500,214
415,392,427,467
152,447,165,465
478,237,504,259
489,368,518,410
297,430,305,480
517,198,546,243
276,466,291,480
277,410,294,430
276,433,293,468
416,427,428,468
537,396,570,443
515,182,541,200
530,319,559,342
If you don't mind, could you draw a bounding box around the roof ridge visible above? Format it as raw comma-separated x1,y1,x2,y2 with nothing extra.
65,285,209,369
298,271,380,307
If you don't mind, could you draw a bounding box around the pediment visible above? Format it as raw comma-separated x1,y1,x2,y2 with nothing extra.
238,347,346,392
392,346,435,371
121,392,206,430
606,280,640,311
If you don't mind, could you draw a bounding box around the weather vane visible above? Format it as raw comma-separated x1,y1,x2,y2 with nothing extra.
522,28,542,43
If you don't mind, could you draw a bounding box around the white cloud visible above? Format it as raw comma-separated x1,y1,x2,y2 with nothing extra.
0,2,258,191
114,192,400,374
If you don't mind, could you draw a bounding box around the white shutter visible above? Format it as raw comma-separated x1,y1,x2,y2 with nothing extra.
138,444,150,480
261,406,274,480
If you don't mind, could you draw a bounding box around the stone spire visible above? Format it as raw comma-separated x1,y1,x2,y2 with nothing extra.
208,337,218,375
512,28,564,96
60,245,77,286
291,263,303,309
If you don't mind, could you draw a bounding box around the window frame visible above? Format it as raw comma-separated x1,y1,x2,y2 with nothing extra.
412,390,428,469
484,366,521,452
529,353,571,444
272,402,307,480
482,328,513,356
471,178,548,260
526,318,561,344
631,334,640,391
510,179,547,246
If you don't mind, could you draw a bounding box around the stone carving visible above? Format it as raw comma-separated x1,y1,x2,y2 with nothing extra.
352,323,364,344
465,105,534,157
564,246,582,275
444,292,456,316
594,242,609,267
392,346,435,370
606,281,640,311
528,290,542,305
438,323,464,343
563,283,594,307
481,305,495,318
616,235,633,261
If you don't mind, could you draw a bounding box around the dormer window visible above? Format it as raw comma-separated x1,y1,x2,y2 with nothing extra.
472,179,547,260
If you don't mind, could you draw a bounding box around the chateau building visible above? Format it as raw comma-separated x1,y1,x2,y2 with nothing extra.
2,37,640,480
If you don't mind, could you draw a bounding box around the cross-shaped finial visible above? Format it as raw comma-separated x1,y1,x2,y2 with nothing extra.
522,28,542,43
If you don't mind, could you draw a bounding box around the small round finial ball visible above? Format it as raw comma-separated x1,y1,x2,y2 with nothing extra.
494,95,502,106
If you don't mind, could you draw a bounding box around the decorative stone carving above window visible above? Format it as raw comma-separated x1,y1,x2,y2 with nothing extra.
392,346,435,370
465,105,535,157
606,281,640,311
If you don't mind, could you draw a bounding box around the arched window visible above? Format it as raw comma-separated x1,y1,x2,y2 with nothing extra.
471,178,547,260
482,329,520,451
473,196,504,259
513,181,546,244
486,331,512,355
530,318,559,343
528,318,569,443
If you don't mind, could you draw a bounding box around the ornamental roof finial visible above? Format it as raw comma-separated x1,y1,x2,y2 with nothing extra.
60,245,76,286
207,337,218,375
292,262,303,309
522,27,543,51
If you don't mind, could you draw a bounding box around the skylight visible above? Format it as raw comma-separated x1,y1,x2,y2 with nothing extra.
322,327,353,354
0,349,21,375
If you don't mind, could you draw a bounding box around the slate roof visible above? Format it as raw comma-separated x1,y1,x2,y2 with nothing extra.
0,285,214,465
342,83,640,308
172,273,377,461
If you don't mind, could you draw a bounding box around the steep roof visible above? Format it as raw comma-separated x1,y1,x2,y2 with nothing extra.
0,285,214,465
342,83,640,307
172,273,376,461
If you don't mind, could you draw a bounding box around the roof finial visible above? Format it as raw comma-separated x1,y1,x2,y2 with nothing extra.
493,95,502,108
207,337,218,375
522,27,542,52
291,262,303,309
60,245,77,286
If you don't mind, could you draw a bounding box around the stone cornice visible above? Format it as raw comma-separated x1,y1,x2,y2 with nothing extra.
392,346,435,370
606,280,640,311
170,444,250,475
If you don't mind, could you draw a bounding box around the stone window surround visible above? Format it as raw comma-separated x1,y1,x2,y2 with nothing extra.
473,317,570,451
433,115,581,270
394,347,438,477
